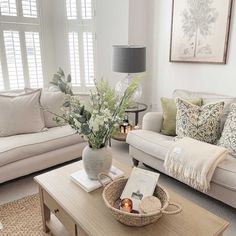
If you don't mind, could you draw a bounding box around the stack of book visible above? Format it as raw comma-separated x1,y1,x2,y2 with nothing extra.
70,166,124,192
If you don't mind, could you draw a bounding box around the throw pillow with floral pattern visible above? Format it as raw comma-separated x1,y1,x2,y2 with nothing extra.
176,98,224,144
218,103,236,157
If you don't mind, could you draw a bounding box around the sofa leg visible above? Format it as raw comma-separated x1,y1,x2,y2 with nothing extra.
132,158,139,167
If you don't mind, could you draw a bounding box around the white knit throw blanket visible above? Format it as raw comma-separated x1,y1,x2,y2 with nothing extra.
164,137,228,192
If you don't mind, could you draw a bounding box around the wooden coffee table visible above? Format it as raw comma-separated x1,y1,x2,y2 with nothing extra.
34,160,229,236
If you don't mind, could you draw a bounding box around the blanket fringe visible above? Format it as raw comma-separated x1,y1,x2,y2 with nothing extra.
164,156,209,193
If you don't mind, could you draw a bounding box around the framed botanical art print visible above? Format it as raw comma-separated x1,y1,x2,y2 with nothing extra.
169,0,233,64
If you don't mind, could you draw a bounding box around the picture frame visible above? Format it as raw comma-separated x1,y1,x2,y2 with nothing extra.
169,0,233,64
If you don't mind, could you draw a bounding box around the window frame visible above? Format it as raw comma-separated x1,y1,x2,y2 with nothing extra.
0,0,44,90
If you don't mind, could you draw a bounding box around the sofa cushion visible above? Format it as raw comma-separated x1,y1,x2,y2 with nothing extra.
127,130,174,161
160,97,202,136
176,98,224,144
173,89,236,129
127,130,236,191
218,103,236,157
25,88,66,128
213,155,236,191
0,89,45,137
0,89,25,96
40,90,65,128
0,125,85,167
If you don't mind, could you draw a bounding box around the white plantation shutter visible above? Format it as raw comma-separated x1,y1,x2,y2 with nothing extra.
0,0,17,16
22,0,37,18
4,31,24,89
25,32,43,88
0,0,95,92
81,0,92,20
0,0,43,90
0,61,4,89
66,0,77,20
83,32,94,86
66,0,95,90
68,32,81,85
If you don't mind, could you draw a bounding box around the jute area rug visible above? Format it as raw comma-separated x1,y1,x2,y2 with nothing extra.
0,194,50,236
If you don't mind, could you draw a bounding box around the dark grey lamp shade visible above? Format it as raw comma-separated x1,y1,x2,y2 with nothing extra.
112,45,146,73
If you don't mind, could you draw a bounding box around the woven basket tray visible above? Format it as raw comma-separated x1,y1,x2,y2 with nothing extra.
99,176,182,227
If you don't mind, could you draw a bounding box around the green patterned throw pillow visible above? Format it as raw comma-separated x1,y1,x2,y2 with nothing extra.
176,98,224,144
161,97,202,136
218,104,236,157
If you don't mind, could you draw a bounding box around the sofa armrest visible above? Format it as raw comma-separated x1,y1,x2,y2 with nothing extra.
142,112,163,133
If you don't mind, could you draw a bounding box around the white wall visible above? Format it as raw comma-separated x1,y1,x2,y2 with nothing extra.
128,0,148,105
50,0,69,76
96,0,129,87
147,0,236,110
40,0,57,86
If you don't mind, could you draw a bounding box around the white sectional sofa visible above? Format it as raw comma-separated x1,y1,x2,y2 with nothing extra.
127,90,236,208
0,89,86,183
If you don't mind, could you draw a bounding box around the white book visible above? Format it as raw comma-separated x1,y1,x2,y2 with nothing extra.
120,167,160,211
70,166,124,192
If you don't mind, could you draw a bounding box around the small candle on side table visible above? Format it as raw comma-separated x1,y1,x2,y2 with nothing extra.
120,198,133,213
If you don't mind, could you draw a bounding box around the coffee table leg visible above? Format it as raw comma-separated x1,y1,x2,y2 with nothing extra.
39,187,50,233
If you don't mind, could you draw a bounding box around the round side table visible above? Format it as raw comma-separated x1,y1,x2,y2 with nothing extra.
125,102,148,126
109,103,148,146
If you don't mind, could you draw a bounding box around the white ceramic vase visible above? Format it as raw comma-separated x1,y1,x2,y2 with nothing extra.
82,145,112,180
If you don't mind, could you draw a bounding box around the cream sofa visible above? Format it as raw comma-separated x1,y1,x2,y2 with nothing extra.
0,89,86,183
127,89,236,208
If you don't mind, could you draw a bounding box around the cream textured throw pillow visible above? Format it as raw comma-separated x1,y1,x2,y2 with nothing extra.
25,88,65,128
0,90,45,137
40,91,65,128
176,98,224,144
218,104,236,157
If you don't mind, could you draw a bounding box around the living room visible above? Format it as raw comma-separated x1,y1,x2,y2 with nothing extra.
0,0,236,235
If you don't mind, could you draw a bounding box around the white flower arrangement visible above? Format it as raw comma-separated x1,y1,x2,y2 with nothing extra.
51,69,141,149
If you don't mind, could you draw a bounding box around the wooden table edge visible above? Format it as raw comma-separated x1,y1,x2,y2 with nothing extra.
214,221,230,236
